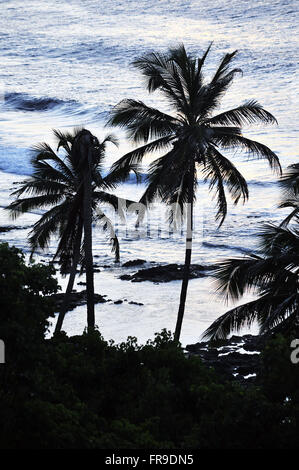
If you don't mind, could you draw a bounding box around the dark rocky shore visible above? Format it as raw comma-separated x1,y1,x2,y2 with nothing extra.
49,290,144,311
185,334,265,386
0,225,31,232
50,290,108,311
48,259,263,387
120,262,215,283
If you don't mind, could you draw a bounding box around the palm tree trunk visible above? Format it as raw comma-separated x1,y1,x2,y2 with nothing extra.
174,170,194,343
54,222,83,335
83,143,95,331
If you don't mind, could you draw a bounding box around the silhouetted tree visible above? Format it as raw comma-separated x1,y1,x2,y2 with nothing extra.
108,44,280,341
7,128,133,333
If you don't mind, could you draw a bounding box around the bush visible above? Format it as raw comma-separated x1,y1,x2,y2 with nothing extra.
0,243,298,449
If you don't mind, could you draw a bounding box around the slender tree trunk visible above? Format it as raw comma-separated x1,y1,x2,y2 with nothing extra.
174,169,194,343
54,221,83,335
83,141,95,331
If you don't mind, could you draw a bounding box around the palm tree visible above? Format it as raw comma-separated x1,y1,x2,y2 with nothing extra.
202,223,299,340
7,128,134,333
107,44,280,342
71,130,96,330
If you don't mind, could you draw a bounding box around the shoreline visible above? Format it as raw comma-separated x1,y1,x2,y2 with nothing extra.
0,169,259,347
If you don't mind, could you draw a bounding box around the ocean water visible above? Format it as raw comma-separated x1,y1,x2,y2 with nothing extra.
0,0,298,345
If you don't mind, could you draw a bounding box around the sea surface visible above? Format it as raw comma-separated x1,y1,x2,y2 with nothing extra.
0,0,298,345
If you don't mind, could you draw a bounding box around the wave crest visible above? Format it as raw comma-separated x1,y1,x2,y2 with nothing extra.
4,92,76,112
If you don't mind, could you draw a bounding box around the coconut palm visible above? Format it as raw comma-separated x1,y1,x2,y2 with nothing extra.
202,223,299,340
107,44,280,342
7,128,134,333
71,129,96,330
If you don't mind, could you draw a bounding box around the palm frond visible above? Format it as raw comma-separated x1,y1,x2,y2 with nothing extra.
94,208,120,262
195,51,241,117
53,195,83,261
206,219,299,339
6,193,66,219
196,42,213,83
108,99,178,143
258,223,299,255
30,159,73,187
211,50,239,83
202,153,228,226
279,206,299,226
260,294,299,333
10,177,68,199
202,295,271,340
28,202,69,253
212,254,296,302
132,50,190,113
101,133,119,147
110,136,174,174
280,163,299,195
213,133,281,173
31,142,74,183
102,163,143,190
93,191,136,221
208,100,277,126
208,145,248,204
132,50,170,93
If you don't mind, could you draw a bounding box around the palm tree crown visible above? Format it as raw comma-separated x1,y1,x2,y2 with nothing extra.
7,128,132,269
108,44,280,225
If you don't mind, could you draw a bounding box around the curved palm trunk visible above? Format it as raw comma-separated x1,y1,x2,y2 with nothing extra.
54,221,83,335
83,143,95,331
174,171,194,343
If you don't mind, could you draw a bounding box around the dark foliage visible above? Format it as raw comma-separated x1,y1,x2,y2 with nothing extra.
0,243,298,449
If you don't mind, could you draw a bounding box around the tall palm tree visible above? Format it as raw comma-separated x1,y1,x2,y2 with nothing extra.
107,44,280,342
7,128,134,333
71,130,96,330
202,223,299,340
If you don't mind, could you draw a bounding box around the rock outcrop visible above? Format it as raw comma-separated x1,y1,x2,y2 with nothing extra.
120,263,215,283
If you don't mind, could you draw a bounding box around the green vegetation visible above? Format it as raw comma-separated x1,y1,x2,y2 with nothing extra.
0,243,298,449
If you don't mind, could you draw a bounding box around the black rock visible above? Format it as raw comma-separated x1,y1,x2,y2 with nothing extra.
122,259,147,268
114,300,123,304
119,274,132,281
0,226,17,232
185,334,263,385
0,225,31,232
119,263,213,283
49,290,107,312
